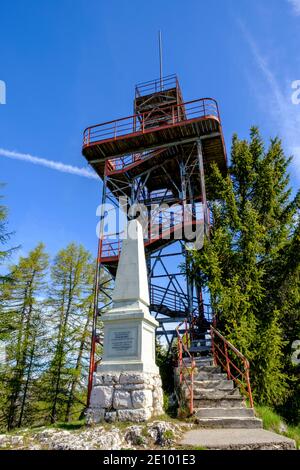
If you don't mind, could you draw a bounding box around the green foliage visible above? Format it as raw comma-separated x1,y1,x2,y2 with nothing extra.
254,312,289,405
0,185,17,286
155,340,174,394
155,341,178,417
190,128,300,413
177,402,190,420
163,429,174,440
0,243,49,430
40,243,94,424
0,241,97,431
255,405,300,448
255,405,284,433
284,425,300,449
0,186,12,272
163,392,169,411
54,419,86,430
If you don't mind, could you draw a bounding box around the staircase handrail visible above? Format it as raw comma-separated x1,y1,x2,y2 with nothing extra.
210,326,254,408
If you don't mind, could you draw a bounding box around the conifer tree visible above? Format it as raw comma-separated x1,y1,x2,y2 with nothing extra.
0,243,49,430
43,243,94,424
0,186,13,280
64,261,95,422
191,128,300,408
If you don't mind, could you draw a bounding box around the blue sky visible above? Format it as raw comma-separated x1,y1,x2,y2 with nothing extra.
1,0,300,262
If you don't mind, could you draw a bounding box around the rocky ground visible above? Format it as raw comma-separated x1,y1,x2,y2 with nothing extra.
0,420,194,450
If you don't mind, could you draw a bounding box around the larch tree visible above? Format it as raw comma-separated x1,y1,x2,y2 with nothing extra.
64,260,95,422
0,186,14,345
43,243,94,424
0,243,49,430
0,186,14,283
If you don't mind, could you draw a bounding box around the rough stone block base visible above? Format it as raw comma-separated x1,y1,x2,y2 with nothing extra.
86,371,164,424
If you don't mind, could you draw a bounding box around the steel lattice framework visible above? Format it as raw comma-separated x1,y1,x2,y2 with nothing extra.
82,74,227,402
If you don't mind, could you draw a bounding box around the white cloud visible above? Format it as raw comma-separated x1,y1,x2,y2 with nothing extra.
0,148,98,180
288,0,300,15
238,21,300,179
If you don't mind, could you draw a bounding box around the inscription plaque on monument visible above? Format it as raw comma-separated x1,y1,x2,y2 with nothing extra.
108,327,138,357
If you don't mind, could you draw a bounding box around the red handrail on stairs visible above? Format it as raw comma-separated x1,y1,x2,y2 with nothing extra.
175,320,254,415
210,326,254,408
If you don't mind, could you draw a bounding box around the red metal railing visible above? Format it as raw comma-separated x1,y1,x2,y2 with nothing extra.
83,98,220,147
135,74,179,97
210,326,254,408
106,153,142,172
100,236,121,259
176,319,196,415
99,204,204,260
106,148,165,174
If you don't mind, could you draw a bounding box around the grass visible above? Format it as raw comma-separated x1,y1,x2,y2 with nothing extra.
54,419,86,431
255,405,283,433
255,405,300,449
284,426,300,449
164,429,175,440
101,420,133,431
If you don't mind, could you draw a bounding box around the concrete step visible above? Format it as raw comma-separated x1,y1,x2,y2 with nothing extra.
182,362,214,369
189,342,211,353
183,357,213,365
194,357,213,364
195,407,255,418
195,365,221,373
180,428,296,450
190,387,241,400
194,372,228,381
194,417,263,429
193,379,234,390
178,365,222,378
191,339,210,346
194,397,245,408
182,359,213,368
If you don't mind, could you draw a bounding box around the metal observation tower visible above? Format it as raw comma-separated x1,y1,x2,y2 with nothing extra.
82,74,227,401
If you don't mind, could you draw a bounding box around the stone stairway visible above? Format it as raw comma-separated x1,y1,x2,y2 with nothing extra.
180,355,263,429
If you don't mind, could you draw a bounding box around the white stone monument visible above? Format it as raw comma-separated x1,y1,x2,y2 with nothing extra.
88,219,164,423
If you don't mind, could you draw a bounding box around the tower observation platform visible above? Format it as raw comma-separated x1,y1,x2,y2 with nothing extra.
82,74,227,394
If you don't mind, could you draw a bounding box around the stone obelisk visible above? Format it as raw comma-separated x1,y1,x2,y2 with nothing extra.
88,219,163,423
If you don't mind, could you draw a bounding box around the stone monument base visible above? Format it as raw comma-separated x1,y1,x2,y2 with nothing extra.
87,371,164,424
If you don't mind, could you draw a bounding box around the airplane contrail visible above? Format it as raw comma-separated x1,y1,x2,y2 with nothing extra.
0,148,98,180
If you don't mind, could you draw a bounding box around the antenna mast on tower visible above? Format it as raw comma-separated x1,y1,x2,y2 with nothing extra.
158,30,163,91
